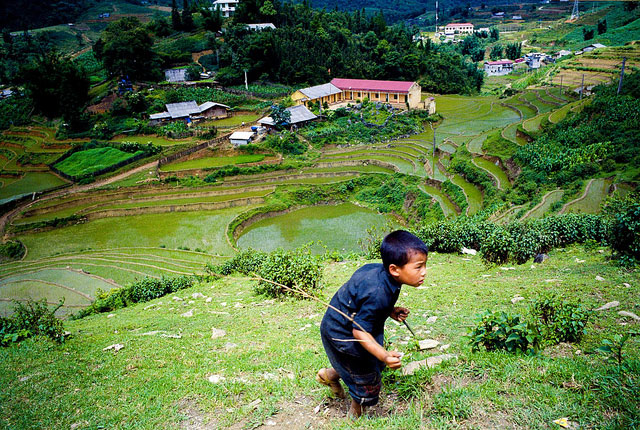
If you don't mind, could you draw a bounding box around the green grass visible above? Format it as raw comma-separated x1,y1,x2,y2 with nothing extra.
1,248,638,428
420,185,458,218
201,114,262,128
450,175,483,215
0,172,68,202
160,154,270,172
522,189,565,220
54,147,144,178
109,135,195,147
562,178,611,214
472,158,512,190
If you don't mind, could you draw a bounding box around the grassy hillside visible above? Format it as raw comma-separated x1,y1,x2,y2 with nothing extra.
1,247,638,429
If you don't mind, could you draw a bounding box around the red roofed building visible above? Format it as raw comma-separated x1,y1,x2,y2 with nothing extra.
330,78,422,108
484,60,514,76
444,22,474,35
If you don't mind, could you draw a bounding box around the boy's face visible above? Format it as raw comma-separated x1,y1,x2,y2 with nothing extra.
389,252,427,287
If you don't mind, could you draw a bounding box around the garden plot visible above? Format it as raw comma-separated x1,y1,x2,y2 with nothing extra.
522,112,548,133
521,91,556,114
472,158,512,190
0,172,68,203
201,114,261,128
450,175,483,215
419,185,458,218
317,154,416,176
110,135,196,147
160,153,276,172
54,147,144,178
433,95,521,150
548,99,588,124
561,178,612,214
521,189,565,220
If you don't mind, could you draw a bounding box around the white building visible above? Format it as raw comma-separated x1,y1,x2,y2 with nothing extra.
229,131,255,146
212,0,239,18
444,23,474,35
484,60,514,76
247,23,276,31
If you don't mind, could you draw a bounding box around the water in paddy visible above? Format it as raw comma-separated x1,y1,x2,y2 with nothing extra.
237,203,394,253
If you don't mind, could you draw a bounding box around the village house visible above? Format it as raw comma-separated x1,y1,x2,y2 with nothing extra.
212,0,238,18
583,43,607,53
229,131,255,146
258,105,318,130
149,101,230,125
292,79,422,109
484,60,514,76
444,23,474,36
247,23,276,31
555,50,572,59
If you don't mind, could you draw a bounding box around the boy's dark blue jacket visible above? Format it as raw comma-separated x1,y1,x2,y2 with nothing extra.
320,263,401,357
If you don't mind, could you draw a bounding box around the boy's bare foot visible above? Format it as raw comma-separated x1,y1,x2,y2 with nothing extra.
315,368,346,398
347,400,364,419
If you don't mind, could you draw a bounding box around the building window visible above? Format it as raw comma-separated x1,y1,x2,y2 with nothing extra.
393,94,397,100
357,92,361,98
375,93,379,99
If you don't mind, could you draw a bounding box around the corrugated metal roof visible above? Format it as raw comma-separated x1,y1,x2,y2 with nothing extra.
446,23,473,27
299,83,342,100
166,101,200,119
486,60,513,65
199,101,230,112
150,112,172,120
331,78,416,94
230,132,254,140
288,105,317,123
258,105,317,126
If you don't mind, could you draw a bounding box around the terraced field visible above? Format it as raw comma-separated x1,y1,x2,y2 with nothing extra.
561,178,612,214
0,87,599,316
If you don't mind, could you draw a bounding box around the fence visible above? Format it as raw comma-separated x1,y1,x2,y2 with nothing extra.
157,133,232,167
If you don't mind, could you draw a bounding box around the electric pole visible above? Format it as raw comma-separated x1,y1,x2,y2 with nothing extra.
571,0,579,21
580,74,584,100
244,69,248,91
617,57,626,95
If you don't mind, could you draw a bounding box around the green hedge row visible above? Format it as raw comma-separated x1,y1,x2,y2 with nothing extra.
415,213,610,264
74,276,197,319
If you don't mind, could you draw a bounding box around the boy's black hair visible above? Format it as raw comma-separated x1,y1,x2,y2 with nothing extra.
380,230,429,271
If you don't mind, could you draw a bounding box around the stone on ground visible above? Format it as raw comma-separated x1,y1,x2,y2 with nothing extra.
618,311,640,321
402,354,457,375
426,316,437,324
461,247,477,255
418,339,439,350
595,276,605,281
595,301,620,311
211,327,227,339
181,310,194,317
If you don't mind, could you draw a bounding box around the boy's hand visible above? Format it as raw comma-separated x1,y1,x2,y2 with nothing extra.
390,307,409,322
384,351,403,369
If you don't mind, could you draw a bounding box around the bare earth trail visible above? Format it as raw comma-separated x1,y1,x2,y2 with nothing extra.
0,160,159,240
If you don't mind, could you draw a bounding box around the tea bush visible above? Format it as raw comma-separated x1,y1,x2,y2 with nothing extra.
415,213,610,265
207,248,267,276
0,240,26,262
468,310,540,354
604,193,640,265
75,275,196,318
256,246,323,299
530,294,590,345
1,299,67,346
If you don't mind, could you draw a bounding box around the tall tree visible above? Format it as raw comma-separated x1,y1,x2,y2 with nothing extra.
171,0,182,30
182,0,194,31
21,52,89,119
95,17,160,80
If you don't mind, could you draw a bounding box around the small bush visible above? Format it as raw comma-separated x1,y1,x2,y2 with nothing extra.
256,246,323,299
1,299,66,346
530,294,590,345
468,310,540,354
0,240,26,262
207,248,267,276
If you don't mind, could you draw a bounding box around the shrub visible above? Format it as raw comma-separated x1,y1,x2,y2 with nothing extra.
75,276,196,318
468,310,540,354
530,294,590,345
480,226,513,265
206,248,267,276
256,246,323,299
2,299,67,346
0,240,26,262
604,193,640,264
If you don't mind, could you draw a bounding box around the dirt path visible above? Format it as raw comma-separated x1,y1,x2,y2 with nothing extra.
1,160,158,240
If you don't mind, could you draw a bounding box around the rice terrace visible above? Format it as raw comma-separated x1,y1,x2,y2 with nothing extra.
0,0,639,429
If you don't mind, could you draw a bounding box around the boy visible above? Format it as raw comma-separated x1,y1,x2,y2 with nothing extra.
317,230,428,418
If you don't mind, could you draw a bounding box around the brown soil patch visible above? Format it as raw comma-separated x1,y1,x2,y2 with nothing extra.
177,398,221,430
87,93,118,114
542,342,577,359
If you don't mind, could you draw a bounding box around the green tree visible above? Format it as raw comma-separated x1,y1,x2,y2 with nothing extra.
171,0,182,30
260,0,277,16
597,19,607,35
270,104,291,129
201,6,223,32
490,44,503,60
583,27,595,41
21,51,89,120
95,17,160,80
489,27,499,41
504,42,521,60
182,0,194,31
